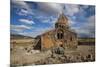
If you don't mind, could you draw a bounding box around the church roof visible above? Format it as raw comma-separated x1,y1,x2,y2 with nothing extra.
57,13,68,24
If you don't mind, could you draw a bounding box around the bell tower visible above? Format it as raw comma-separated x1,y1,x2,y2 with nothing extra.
55,13,69,29
55,13,69,40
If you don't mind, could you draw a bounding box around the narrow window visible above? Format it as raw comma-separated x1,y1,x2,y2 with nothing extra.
70,37,72,41
57,31,64,39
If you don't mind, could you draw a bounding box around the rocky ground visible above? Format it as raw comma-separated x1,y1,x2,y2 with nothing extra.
34,45,95,65
10,44,95,66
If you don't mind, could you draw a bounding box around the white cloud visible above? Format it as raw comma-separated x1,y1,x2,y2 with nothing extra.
81,15,95,33
41,19,50,23
37,3,81,16
18,26,54,37
87,15,95,27
64,4,80,16
37,2,63,15
21,9,28,14
11,25,32,32
36,16,51,23
68,20,76,26
33,26,54,36
35,15,58,24
11,0,33,15
18,8,28,16
73,15,95,37
19,19,35,24
12,0,29,9
81,6,89,9
11,1,87,17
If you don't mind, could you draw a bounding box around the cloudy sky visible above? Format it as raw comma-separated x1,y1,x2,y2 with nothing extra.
10,0,95,38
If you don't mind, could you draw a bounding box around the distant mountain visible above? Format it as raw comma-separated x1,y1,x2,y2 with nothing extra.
10,34,34,39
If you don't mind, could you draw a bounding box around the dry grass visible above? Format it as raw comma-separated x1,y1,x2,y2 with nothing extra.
10,38,95,66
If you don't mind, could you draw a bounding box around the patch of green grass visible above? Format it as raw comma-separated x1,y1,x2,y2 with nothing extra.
78,38,95,42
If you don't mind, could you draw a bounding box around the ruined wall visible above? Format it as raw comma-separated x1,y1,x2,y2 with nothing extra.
41,33,54,50
64,31,78,49
40,30,78,50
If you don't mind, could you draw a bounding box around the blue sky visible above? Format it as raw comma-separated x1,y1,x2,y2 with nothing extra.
10,0,95,38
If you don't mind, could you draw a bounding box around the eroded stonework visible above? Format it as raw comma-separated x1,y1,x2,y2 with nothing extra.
34,14,78,50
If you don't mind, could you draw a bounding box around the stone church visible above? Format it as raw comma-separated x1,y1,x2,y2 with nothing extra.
34,14,78,51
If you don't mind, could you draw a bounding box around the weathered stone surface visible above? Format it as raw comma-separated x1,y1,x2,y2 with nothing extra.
34,14,78,50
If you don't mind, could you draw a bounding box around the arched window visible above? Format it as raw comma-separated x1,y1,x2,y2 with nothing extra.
57,33,60,39
61,33,63,39
57,30,64,39
70,36,72,41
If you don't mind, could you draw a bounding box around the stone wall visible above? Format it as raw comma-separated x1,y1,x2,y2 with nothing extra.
40,29,78,50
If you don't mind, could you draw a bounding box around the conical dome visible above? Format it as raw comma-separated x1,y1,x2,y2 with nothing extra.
57,13,69,25
55,13,69,29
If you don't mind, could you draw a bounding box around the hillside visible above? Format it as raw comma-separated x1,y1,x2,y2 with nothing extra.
10,34,34,39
